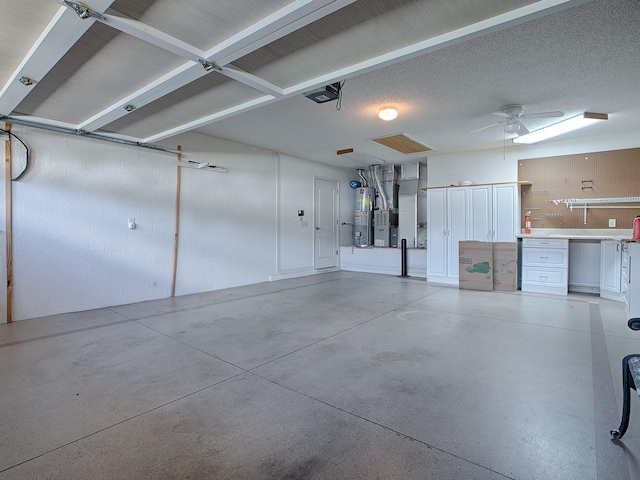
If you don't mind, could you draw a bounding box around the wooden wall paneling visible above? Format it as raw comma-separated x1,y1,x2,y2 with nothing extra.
518,148,640,229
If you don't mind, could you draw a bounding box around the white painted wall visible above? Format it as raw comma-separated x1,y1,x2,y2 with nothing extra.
427,129,640,186
275,153,354,278
0,128,355,322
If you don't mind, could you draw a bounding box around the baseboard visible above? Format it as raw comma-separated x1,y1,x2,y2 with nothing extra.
269,267,340,281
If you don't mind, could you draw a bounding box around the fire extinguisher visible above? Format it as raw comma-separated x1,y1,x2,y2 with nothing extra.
633,215,640,239
525,211,532,234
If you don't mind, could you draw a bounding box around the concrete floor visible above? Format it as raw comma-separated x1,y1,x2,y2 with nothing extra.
1,271,640,479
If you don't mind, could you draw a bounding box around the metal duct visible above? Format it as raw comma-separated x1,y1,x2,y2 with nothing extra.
372,165,388,210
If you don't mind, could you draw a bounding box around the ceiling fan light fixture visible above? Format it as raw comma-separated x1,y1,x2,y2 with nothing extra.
504,122,520,134
378,107,398,121
513,112,608,144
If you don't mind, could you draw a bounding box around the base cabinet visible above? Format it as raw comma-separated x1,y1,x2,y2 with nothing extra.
521,238,569,295
622,243,640,318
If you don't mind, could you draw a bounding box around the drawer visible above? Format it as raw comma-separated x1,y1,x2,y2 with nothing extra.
521,266,567,287
522,247,568,267
522,238,569,249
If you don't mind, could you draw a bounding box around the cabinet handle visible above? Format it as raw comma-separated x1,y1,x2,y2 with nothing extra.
540,256,549,259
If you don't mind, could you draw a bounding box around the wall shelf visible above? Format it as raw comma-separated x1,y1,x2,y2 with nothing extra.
421,181,531,190
550,197,640,224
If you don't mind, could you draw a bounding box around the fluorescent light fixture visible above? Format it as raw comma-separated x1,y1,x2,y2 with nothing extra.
513,112,608,144
378,107,398,121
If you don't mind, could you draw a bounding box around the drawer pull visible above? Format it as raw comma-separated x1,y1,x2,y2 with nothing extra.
540,256,549,259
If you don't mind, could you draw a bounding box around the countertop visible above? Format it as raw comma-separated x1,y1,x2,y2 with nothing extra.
516,229,633,241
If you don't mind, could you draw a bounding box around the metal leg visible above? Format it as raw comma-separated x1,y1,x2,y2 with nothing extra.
611,355,639,439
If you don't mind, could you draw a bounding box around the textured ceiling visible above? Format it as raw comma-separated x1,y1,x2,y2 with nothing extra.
1,0,638,168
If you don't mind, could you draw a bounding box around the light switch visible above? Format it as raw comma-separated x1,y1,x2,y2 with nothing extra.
609,218,616,228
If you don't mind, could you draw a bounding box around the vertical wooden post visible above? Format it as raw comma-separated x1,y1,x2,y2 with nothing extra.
171,146,182,297
4,123,12,323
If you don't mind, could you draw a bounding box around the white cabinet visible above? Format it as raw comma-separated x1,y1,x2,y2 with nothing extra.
492,183,519,242
521,238,569,295
600,240,622,301
468,185,492,241
426,187,467,284
426,183,519,284
622,243,640,318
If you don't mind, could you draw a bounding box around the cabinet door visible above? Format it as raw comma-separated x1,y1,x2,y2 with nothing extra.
629,244,640,318
468,185,492,241
600,240,621,300
447,188,468,279
426,189,447,277
492,183,518,242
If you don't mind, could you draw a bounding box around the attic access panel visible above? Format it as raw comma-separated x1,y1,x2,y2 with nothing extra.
231,0,539,88
372,133,433,155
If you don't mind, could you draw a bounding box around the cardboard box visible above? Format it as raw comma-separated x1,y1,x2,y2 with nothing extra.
492,242,518,292
459,241,493,291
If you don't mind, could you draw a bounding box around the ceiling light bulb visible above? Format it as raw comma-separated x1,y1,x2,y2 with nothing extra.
378,107,398,121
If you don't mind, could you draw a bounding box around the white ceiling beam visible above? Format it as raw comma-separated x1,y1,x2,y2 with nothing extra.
207,0,357,66
144,96,276,144
218,66,284,97
98,11,206,61
78,61,204,131
285,0,593,94
144,0,591,142
0,0,116,115
77,0,353,132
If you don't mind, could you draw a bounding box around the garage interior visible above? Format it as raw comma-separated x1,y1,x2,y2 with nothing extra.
2,0,640,479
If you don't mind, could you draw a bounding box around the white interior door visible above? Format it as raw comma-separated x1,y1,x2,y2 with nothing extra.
314,178,338,269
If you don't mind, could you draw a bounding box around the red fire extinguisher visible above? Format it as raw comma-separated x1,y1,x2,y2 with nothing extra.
525,211,532,234
633,215,640,239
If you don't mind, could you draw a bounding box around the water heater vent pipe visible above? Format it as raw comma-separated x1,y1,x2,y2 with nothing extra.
357,169,368,187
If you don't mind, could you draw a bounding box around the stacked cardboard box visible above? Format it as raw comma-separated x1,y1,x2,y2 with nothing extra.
458,241,517,292
458,241,493,291
492,242,518,292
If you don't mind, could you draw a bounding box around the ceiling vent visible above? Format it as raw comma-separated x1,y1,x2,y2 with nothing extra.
305,83,341,103
372,133,433,154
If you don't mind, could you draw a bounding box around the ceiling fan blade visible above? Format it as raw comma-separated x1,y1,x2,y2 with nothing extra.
521,110,564,119
469,121,504,134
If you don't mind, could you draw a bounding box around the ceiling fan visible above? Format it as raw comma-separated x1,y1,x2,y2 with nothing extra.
470,104,564,136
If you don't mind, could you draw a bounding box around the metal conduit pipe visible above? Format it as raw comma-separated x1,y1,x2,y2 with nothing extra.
0,116,180,154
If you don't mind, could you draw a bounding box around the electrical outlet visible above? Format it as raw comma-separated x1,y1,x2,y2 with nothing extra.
609,218,616,228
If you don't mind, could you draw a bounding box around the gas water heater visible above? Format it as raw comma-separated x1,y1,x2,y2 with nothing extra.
354,187,375,247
